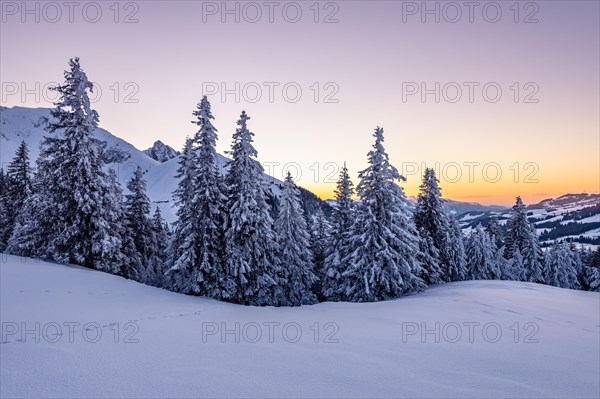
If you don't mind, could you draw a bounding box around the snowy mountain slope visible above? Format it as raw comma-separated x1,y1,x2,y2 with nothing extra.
530,193,600,212
457,193,600,248
1,254,598,398
0,106,49,164
0,106,159,177
143,149,285,222
0,106,284,223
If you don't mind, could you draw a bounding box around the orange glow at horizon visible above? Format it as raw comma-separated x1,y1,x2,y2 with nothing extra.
303,184,600,207
301,173,600,207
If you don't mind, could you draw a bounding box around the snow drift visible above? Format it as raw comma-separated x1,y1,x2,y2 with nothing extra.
1,254,598,398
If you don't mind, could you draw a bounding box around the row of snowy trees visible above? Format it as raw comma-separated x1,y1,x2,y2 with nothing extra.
1,58,598,308
463,197,600,291
405,167,599,292
165,98,426,304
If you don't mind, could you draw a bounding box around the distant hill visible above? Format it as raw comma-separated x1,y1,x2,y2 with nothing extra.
456,193,600,249
405,196,507,215
442,198,507,215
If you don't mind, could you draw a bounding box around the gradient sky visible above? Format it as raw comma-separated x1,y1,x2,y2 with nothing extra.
1,0,598,205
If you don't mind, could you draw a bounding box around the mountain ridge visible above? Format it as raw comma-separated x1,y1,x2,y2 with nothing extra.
143,140,180,163
456,193,600,249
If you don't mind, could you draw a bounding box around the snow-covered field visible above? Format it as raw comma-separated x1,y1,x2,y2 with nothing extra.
1,254,599,398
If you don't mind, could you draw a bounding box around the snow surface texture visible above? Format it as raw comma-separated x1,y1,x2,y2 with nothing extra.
1,254,598,398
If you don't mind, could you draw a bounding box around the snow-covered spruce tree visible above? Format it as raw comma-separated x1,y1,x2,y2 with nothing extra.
124,166,153,282
413,168,447,237
224,111,284,306
485,216,504,249
0,169,5,193
0,169,9,251
413,168,448,283
521,229,545,283
5,162,52,258
505,196,544,283
585,265,600,292
505,196,531,257
309,206,331,300
0,141,32,250
568,242,586,288
169,98,229,298
445,217,467,281
188,96,228,298
32,58,122,269
494,246,511,280
167,137,197,292
587,247,600,269
543,242,580,289
0,169,4,192
465,225,499,280
6,141,32,205
582,247,600,292
341,127,425,302
147,207,169,287
98,169,129,276
502,248,523,280
275,172,318,306
322,162,355,301
417,231,442,285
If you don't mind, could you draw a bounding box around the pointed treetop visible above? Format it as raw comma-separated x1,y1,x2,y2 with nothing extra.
423,168,440,187
9,141,31,176
363,126,405,183
515,196,524,207
374,126,383,141
227,110,258,161
285,171,294,185
334,161,354,202
372,126,386,157
238,110,250,125
134,165,144,178
417,167,443,203
192,95,217,130
16,140,29,154
49,57,99,134
183,136,193,149
64,57,95,96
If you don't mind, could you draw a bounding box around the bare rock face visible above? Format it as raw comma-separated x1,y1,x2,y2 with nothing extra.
143,140,180,163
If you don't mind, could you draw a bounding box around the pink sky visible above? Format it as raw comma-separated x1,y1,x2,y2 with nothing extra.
1,1,598,205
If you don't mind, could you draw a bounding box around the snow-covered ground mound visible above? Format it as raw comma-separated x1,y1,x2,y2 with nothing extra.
1,254,598,398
